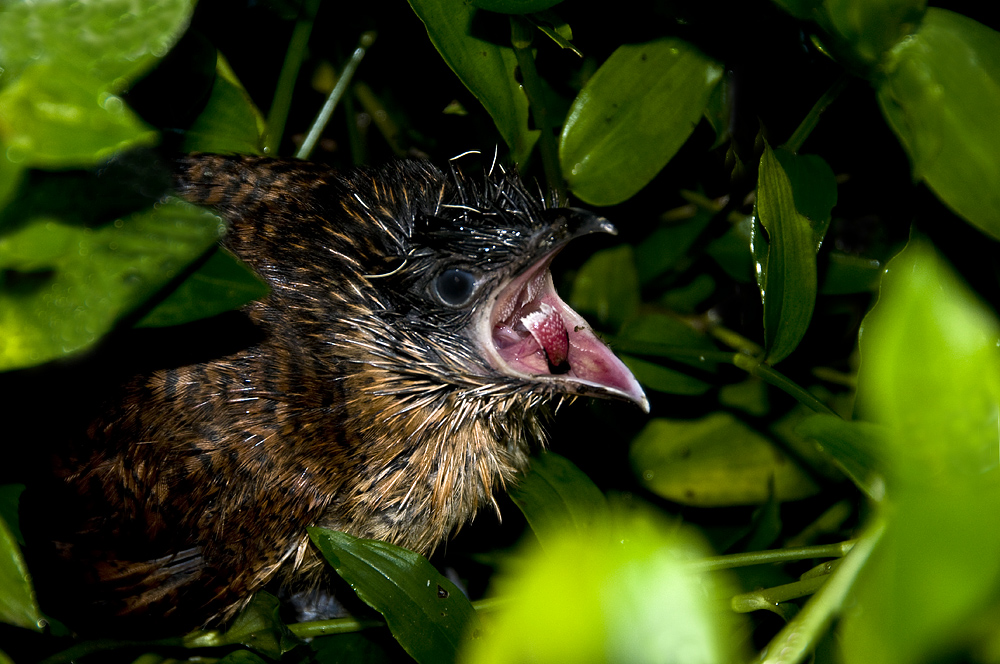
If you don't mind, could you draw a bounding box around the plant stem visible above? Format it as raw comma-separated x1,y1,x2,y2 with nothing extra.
264,0,321,155
781,74,850,154
732,575,830,612
758,520,885,664
689,540,854,573
296,31,376,160
510,16,565,203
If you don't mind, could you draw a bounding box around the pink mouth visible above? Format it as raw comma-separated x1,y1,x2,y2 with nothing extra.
482,255,648,411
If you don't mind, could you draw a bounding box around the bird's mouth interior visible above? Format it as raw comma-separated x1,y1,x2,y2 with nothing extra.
481,254,648,411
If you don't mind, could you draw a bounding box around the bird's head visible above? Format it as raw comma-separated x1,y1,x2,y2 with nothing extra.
326,159,648,413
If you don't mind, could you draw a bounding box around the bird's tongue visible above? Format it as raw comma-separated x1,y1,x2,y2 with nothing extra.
485,258,648,410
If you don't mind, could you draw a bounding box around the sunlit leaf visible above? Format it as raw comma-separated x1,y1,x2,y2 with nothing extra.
181,53,266,155
509,451,609,549
461,506,745,663
407,0,538,164
310,528,482,664
842,237,1000,664
0,63,157,168
878,9,1000,239
560,38,723,206
825,0,926,65
631,413,820,507
136,247,269,328
0,198,224,370
0,502,43,631
0,0,194,85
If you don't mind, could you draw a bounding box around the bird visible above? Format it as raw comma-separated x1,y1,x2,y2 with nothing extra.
26,153,648,632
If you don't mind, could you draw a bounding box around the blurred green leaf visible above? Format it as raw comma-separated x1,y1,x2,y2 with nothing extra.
615,313,717,394
510,451,609,548
621,356,712,395
825,0,926,65
796,414,887,500
819,252,883,294
877,9,1000,239
407,0,538,164
181,53,266,155
659,273,716,313
0,145,23,211
221,593,300,659
560,38,723,206
0,0,194,86
310,633,403,664
568,244,639,329
769,0,823,21
634,207,713,284
0,198,224,370
841,237,1000,664
631,413,821,507
0,63,157,168
469,0,562,14
755,143,825,364
217,651,269,664
0,485,23,546
309,528,482,664
706,216,754,283
136,247,269,328
0,500,43,632
719,377,770,417
461,506,745,663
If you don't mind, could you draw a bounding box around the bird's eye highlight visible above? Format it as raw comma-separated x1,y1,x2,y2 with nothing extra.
434,269,478,307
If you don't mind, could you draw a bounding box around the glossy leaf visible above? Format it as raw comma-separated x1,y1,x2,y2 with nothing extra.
0,198,225,370
568,244,639,330
461,507,744,664
407,0,538,164
631,413,820,507
181,53,266,155
560,38,723,206
0,0,194,85
0,63,157,168
136,247,269,328
877,9,1000,239
469,0,563,14
509,451,609,548
309,528,482,664
0,501,43,631
842,238,1000,664
755,144,832,364
825,0,926,65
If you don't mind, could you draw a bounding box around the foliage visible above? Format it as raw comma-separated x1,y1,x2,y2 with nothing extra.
2,0,1000,662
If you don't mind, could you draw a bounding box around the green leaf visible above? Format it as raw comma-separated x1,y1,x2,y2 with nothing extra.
461,506,745,663
772,149,837,247
559,38,722,206
795,414,888,500
755,143,828,364
706,215,754,283
0,0,194,86
634,207,713,284
0,485,24,546
0,198,224,370
819,252,883,294
407,0,538,164
217,651,269,664
0,142,23,211
136,247,269,328
620,356,712,395
181,53,266,155
877,9,1000,239
841,237,1000,664
0,498,43,632
825,0,926,65
469,0,563,14
509,451,609,548
615,313,717,395
630,413,820,506
309,528,482,664
769,0,823,21
0,63,157,168
568,244,639,330
221,593,301,659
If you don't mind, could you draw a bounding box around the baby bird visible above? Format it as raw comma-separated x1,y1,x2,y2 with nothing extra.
33,154,647,630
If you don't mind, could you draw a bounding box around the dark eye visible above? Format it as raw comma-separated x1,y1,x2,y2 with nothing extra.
434,269,478,307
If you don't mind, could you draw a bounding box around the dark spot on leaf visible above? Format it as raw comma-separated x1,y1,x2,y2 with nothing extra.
437,584,449,598
680,448,691,459
641,52,647,61
685,489,696,499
